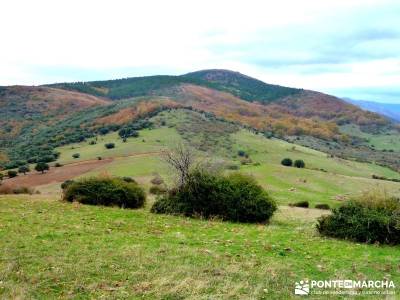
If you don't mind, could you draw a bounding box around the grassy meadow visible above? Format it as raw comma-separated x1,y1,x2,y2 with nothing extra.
0,195,399,299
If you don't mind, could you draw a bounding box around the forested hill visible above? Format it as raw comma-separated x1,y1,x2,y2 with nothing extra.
47,69,301,104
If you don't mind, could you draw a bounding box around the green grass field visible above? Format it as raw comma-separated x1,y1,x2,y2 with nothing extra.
340,124,400,152
0,195,398,299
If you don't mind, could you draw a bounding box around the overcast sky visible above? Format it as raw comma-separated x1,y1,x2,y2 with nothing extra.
1,0,400,103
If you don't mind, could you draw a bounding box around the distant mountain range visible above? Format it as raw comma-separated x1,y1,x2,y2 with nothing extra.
344,98,400,122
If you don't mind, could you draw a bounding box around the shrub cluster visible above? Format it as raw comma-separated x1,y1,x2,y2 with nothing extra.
151,170,276,223
317,191,400,245
281,158,305,168
63,177,146,209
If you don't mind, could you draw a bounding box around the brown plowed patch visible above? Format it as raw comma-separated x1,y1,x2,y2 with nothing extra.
1,151,162,189
2,158,113,189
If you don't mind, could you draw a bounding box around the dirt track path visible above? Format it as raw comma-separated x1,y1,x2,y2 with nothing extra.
2,151,161,188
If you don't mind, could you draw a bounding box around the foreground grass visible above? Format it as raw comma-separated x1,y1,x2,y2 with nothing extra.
0,196,399,299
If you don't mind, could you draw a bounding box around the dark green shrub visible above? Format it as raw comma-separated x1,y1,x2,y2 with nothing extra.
7,170,18,178
151,170,276,223
72,153,80,159
18,165,30,175
63,177,146,209
290,201,309,208
61,180,75,190
315,204,330,210
35,162,49,173
294,159,305,168
105,143,115,149
317,191,400,245
237,150,246,157
54,163,63,167
149,185,167,195
281,158,293,167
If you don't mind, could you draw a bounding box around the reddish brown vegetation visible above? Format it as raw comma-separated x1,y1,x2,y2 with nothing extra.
96,98,182,125
175,85,343,140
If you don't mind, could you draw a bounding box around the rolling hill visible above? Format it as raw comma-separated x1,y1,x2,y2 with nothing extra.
0,69,399,173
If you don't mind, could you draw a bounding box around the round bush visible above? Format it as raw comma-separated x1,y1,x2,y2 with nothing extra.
105,143,115,149
72,153,80,159
151,170,277,223
7,170,18,178
63,177,146,209
317,195,400,245
281,158,293,167
294,159,305,168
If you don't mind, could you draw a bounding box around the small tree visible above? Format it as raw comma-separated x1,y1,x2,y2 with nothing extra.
72,153,80,159
18,165,30,175
294,159,305,168
162,144,195,188
7,170,18,178
105,143,115,149
281,158,293,167
35,162,49,174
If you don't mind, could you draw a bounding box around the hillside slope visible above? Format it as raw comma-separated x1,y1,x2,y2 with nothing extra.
0,86,109,140
1,69,399,172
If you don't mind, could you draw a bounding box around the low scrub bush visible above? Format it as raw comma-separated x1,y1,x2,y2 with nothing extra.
72,153,80,159
290,201,309,208
151,170,276,223
0,185,34,195
63,177,146,209
281,158,293,167
317,190,400,245
315,203,330,210
104,143,115,149
7,170,18,178
294,159,305,168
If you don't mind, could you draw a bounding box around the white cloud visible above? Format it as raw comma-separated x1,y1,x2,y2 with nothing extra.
1,0,399,102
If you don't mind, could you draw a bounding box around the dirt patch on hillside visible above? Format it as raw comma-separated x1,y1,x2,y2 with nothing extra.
2,158,113,189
